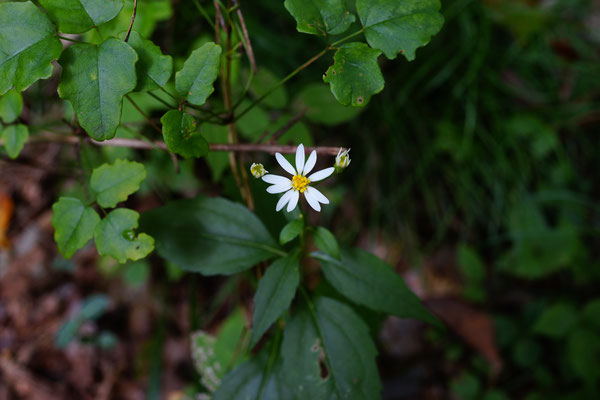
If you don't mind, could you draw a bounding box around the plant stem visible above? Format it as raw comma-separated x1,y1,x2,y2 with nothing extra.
125,95,162,134
192,0,216,30
124,0,138,42
58,35,89,44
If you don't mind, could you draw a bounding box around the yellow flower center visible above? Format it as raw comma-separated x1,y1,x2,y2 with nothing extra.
292,174,310,192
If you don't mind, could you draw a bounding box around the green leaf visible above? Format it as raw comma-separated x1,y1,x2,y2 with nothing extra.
251,253,300,346
249,68,288,109
284,0,356,36
279,218,303,245
54,294,109,349
160,110,208,158
122,260,149,288
356,0,444,61
90,159,146,208
323,42,384,107
52,197,101,258
212,352,267,400
313,227,340,259
39,0,124,34
0,1,63,95
202,123,229,181
175,42,221,106
313,247,438,325
567,328,600,384
582,298,600,330
57,38,138,141
0,90,23,123
80,294,110,319
140,196,282,275
1,124,28,159
292,83,361,126
532,302,578,338
94,208,154,263
119,30,172,91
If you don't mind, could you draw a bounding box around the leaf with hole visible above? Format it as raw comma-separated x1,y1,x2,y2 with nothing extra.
94,208,154,263
39,0,124,34
323,43,384,107
90,159,146,208
0,1,63,95
356,0,444,60
175,42,221,106
284,0,356,36
0,90,23,123
160,110,208,159
52,197,101,259
140,196,282,275
1,124,29,159
57,38,138,141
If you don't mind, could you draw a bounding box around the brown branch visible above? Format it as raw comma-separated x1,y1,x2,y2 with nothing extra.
124,0,138,42
233,0,256,73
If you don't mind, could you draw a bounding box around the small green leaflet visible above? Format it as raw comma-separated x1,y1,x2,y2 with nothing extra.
1,124,29,159
284,0,356,36
39,0,124,34
52,197,101,258
279,218,303,245
0,90,23,123
58,38,138,141
94,208,154,263
313,247,439,325
119,30,173,92
175,42,222,106
160,110,209,158
323,43,384,107
251,253,300,346
356,0,444,61
532,302,578,338
90,159,146,208
0,1,63,95
140,196,282,275
313,226,340,259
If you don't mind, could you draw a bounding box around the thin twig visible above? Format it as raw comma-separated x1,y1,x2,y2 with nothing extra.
267,110,306,143
125,95,162,134
124,0,138,42
233,0,256,73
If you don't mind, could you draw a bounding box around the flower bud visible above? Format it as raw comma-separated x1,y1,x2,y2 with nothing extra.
250,163,267,178
334,148,351,172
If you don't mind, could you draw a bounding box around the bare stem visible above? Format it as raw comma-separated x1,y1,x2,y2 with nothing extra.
233,0,256,73
124,0,138,42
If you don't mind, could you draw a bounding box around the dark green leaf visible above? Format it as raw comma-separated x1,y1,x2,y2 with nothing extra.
1,124,28,159
175,42,221,106
0,1,63,94
0,90,23,123
251,253,300,346
160,110,208,158
94,208,154,263
313,247,438,325
122,261,149,287
57,38,138,141
202,123,229,181
52,197,101,258
582,298,600,330
313,227,340,259
90,159,146,208
249,68,288,109
292,84,361,126
119,30,172,91
284,0,356,36
39,0,124,34
140,196,283,275
567,328,600,384
532,302,578,338
279,218,303,245
356,0,444,60
323,42,384,107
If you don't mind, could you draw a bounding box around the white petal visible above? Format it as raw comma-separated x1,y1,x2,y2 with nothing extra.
267,182,292,193
306,186,329,204
276,190,294,212
303,189,321,212
303,150,317,175
275,153,296,175
286,190,300,212
295,144,305,174
308,167,335,182
262,174,291,185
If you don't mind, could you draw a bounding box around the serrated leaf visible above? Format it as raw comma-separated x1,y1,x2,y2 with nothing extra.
52,197,101,258
279,218,303,245
1,124,28,159
90,159,146,208
0,1,63,95
94,208,154,263
313,247,439,325
0,90,23,123
119,30,172,91
251,253,300,346
284,0,355,36
160,110,208,158
313,227,339,259
532,302,578,338
356,0,444,60
323,42,384,107
140,196,282,275
39,0,124,34
57,38,138,141
175,42,221,106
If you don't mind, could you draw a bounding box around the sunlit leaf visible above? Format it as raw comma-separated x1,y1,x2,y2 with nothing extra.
1,124,28,159
175,42,221,106
39,0,124,34
90,159,146,208
284,0,355,36
160,110,208,158
119,30,172,91
94,208,154,263
52,197,101,258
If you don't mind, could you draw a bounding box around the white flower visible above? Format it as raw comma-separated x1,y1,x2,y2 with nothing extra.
335,148,351,171
250,163,267,178
262,144,334,212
